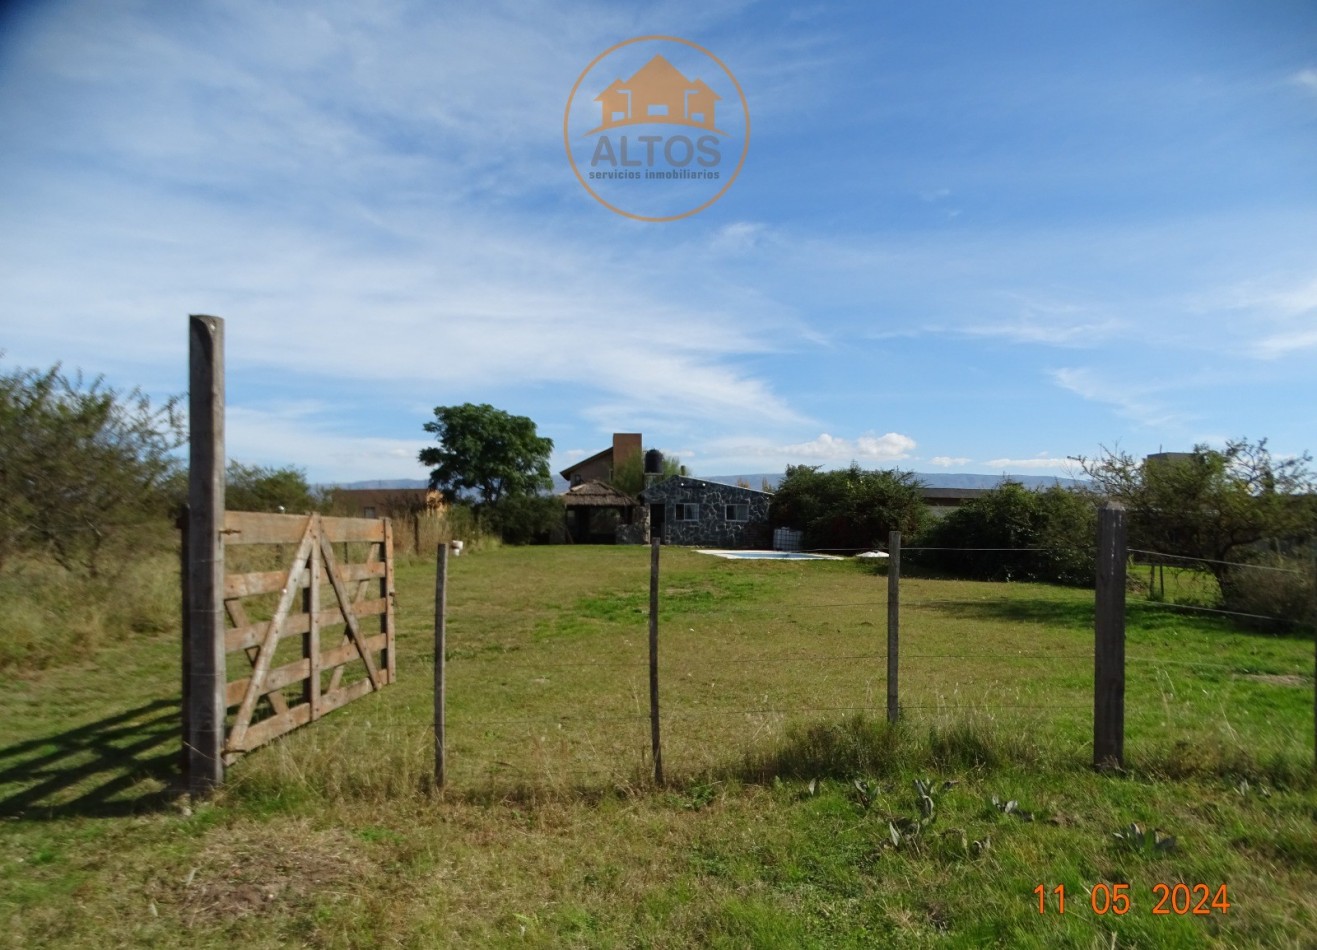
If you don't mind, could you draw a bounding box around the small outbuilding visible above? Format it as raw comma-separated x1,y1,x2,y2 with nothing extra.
562,479,643,544
641,476,771,548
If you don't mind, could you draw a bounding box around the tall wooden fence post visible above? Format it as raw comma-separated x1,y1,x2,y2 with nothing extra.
434,542,448,789
649,537,663,786
1094,501,1127,771
185,315,226,796
887,530,901,724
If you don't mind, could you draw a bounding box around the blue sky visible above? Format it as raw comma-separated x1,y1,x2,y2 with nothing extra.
3,0,1315,484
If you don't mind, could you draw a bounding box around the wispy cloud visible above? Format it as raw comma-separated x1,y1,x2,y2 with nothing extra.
1050,367,1191,429
1292,68,1317,95
928,456,971,467
227,404,426,484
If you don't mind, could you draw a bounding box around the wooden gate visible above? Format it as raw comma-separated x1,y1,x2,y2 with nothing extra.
219,511,396,764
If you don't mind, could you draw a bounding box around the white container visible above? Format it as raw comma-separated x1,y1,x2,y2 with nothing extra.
772,527,803,552
450,540,464,557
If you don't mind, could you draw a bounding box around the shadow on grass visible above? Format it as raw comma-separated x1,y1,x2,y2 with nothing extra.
0,698,180,819
912,596,1096,631
920,593,1312,641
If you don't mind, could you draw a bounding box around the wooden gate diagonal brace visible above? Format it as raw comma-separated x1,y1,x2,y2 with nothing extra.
225,514,319,755
224,598,290,716
318,531,382,690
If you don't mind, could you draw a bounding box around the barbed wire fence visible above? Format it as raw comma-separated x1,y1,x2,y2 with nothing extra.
431,504,1316,790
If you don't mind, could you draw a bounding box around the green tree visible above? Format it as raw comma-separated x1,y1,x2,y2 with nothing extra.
609,447,684,496
0,362,183,573
420,403,553,506
1076,439,1315,564
771,463,926,550
226,461,317,513
914,482,1097,585
1075,439,1316,609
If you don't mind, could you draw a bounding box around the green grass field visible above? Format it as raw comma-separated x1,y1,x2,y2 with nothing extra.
2,545,1314,947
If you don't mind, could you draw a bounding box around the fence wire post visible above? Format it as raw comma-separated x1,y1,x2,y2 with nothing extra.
434,542,448,789
1094,501,1127,771
649,537,663,786
887,530,901,724
185,315,226,797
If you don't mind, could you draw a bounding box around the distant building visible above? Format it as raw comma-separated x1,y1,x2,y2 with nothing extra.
641,476,771,548
326,488,443,519
920,486,990,518
560,433,643,487
1145,452,1195,468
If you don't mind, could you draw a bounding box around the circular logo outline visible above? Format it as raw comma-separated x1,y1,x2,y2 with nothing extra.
563,35,750,223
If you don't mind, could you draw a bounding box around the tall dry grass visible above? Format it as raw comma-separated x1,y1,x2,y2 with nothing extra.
0,533,180,670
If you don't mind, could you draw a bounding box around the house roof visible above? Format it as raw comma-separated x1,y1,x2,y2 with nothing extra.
559,446,612,481
561,479,640,508
640,475,770,502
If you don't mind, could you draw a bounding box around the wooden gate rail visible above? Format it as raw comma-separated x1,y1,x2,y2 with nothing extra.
219,510,395,764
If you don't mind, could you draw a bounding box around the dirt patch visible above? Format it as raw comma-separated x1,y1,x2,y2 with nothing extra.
171,821,373,927
1242,673,1306,687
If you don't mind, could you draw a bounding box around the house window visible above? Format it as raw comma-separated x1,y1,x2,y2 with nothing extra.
648,103,668,117
725,503,749,522
675,503,699,521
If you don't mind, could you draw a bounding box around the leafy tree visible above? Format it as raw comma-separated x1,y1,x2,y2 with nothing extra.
226,461,316,513
0,361,183,573
1075,438,1316,610
913,482,1097,585
771,463,926,550
609,447,684,496
1076,439,1315,565
419,403,554,506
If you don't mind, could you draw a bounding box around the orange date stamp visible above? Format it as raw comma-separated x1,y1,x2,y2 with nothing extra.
1035,883,1229,916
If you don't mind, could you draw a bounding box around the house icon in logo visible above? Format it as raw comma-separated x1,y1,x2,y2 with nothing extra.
588,54,725,135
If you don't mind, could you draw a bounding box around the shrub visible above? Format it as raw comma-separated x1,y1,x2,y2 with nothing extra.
913,482,1097,585
1218,554,1314,630
483,495,567,545
771,463,926,551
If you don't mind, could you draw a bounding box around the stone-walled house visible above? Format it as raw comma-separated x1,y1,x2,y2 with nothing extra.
641,476,771,548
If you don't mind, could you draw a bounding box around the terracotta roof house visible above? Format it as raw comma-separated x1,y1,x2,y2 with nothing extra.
641,475,771,548
560,433,642,487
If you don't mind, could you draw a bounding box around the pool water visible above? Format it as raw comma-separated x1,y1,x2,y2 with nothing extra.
696,550,843,560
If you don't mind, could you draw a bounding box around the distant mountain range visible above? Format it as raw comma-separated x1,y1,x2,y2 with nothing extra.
697,472,1088,491
328,472,1087,493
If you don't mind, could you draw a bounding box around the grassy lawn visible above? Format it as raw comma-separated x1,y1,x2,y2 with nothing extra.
1,545,1314,947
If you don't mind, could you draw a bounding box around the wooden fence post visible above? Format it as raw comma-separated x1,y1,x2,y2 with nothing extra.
185,315,226,795
887,530,901,724
1094,501,1127,771
434,542,448,789
649,537,663,786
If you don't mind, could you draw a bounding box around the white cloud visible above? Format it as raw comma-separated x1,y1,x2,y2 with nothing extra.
785,431,916,461
1293,68,1317,95
982,454,1076,472
928,456,971,467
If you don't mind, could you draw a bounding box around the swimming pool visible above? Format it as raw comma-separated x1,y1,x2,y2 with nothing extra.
696,550,844,560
